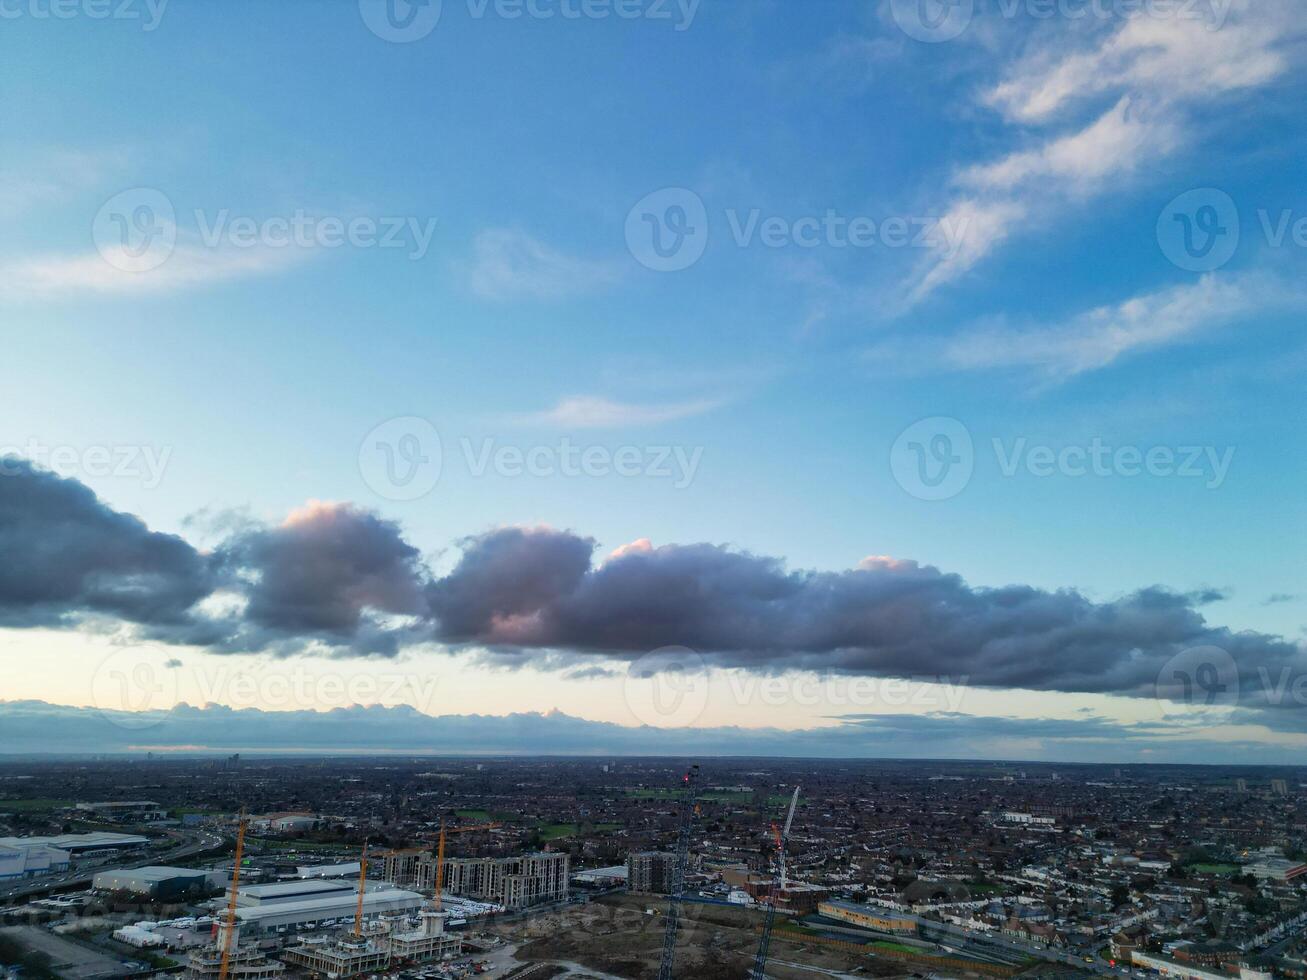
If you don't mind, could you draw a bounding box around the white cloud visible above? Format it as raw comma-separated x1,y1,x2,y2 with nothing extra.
468,228,624,300
907,1,1297,304
516,395,724,428
986,10,1290,124
941,272,1303,378
0,242,311,298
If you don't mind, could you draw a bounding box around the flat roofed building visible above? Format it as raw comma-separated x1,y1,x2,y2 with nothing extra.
295,862,361,879
93,866,224,899
0,832,148,859
818,900,917,935
0,843,70,879
231,878,359,907
228,887,425,935
76,801,167,821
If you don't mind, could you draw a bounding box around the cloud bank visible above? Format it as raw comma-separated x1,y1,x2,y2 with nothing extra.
0,699,1284,764
1,459,1303,713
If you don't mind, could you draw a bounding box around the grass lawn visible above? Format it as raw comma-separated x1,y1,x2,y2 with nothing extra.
454,809,493,821
1189,863,1240,875
537,822,622,840
0,798,72,812
872,940,922,954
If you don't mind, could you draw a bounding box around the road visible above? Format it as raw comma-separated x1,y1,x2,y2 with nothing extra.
906,912,1122,977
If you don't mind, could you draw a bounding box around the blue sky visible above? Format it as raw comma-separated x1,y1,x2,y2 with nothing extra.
1,0,1305,761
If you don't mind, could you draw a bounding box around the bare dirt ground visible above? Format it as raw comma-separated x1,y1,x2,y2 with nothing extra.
481,895,913,980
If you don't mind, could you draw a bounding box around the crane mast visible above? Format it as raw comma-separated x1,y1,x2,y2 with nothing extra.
751,785,800,980
217,808,247,980
656,764,699,980
354,842,369,937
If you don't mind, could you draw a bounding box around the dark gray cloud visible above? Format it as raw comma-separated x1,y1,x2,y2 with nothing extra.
0,699,1281,764
429,528,1307,707
1,462,1304,712
0,458,211,628
211,501,429,656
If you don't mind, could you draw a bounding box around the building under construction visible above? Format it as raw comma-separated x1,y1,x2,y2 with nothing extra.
183,943,286,980
280,910,463,978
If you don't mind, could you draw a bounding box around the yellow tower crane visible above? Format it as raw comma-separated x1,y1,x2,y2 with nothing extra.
217,807,247,980
354,841,369,937
430,820,500,911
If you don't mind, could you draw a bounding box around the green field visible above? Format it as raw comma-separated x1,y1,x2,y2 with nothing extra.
454,809,493,821
0,798,72,812
872,940,921,954
1189,863,1240,875
537,822,622,841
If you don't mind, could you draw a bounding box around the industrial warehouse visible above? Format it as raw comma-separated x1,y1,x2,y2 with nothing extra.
93,866,225,899
0,832,149,880
222,879,427,936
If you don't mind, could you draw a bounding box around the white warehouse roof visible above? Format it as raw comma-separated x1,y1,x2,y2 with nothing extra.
232,888,424,930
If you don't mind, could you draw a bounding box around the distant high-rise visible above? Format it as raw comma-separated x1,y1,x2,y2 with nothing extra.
1272,779,1289,796
1236,779,1248,793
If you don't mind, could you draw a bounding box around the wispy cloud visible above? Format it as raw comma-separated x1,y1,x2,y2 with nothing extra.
877,271,1305,381
0,147,131,220
0,241,311,298
938,271,1304,380
467,228,625,301
907,1,1298,304
513,394,724,428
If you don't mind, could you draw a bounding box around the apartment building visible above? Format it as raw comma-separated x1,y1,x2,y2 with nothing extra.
439,852,569,910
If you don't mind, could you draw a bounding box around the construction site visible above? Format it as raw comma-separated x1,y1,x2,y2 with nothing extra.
180,770,921,980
